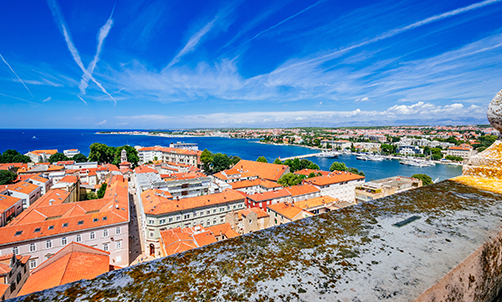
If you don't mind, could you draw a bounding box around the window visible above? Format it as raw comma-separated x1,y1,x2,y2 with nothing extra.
12,247,19,255
149,219,154,225
76,234,82,242
213,209,216,214
48,225,54,230
46,240,52,249
220,217,224,223
77,220,84,225
34,228,41,233
207,219,210,225
102,217,108,221
61,237,67,245
184,214,190,219
149,231,154,238
176,216,181,221
103,243,109,252
169,217,173,222
103,229,109,237
29,243,36,252
115,241,122,250
14,231,22,236
115,227,121,235
62,223,68,228
29,259,37,269
207,210,210,215
90,231,96,240
93,218,99,222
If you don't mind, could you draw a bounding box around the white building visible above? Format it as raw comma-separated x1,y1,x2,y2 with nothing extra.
137,146,200,166
304,171,366,203
0,181,42,209
63,149,81,158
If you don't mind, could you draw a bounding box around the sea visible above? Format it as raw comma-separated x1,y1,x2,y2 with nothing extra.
0,129,463,182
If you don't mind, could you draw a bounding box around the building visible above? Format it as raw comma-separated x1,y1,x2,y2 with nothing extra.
246,189,291,210
139,189,246,257
330,140,352,150
225,208,269,235
0,195,23,227
212,169,258,183
396,145,423,156
158,225,217,257
25,175,52,195
137,146,200,166
162,172,212,199
63,149,80,158
17,242,115,297
293,169,330,178
0,253,30,300
230,160,290,182
0,175,130,268
0,182,41,210
446,144,475,159
293,196,341,215
303,171,365,203
284,184,321,202
169,142,198,151
24,150,58,163
229,178,282,195
267,202,313,227
50,175,80,202
355,176,422,203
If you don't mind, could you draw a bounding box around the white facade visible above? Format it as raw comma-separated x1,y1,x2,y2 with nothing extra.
63,149,81,158
308,179,365,203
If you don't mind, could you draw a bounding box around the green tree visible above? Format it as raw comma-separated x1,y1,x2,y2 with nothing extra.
230,156,241,166
273,158,283,164
83,192,98,200
348,167,365,177
308,172,317,178
330,162,348,172
446,136,459,145
381,144,395,155
212,153,232,173
257,156,268,163
0,150,31,163
48,153,69,163
200,149,213,172
412,174,433,186
88,143,115,164
112,145,139,167
0,170,17,185
445,155,464,162
277,173,304,186
72,153,88,163
97,183,108,199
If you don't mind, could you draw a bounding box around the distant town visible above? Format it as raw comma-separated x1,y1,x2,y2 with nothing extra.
0,123,499,299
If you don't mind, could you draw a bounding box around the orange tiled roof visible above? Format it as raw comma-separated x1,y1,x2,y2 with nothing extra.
230,178,282,190
141,189,173,213
304,172,365,187
448,146,471,151
294,196,338,210
267,202,310,220
142,190,244,215
138,146,200,156
30,149,58,155
238,208,268,219
293,169,330,177
247,189,291,202
58,175,78,184
159,226,218,256
206,223,239,239
0,175,128,245
0,194,21,213
232,160,289,181
284,184,320,197
28,174,49,183
163,171,207,181
0,283,8,297
5,181,39,195
28,189,71,207
17,242,110,297
134,165,158,174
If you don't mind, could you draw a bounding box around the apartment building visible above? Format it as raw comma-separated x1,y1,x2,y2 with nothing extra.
0,182,41,209
137,146,200,166
25,175,52,195
24,150,58,163
139,189,246,257
267,202,313,227
0,195,23,227
229,178,282,195
0,175,130,268
50,175,80,202
0,253,30,299
304,171,365,203
446,144,475,159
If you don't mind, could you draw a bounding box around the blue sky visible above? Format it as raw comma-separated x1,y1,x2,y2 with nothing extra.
1,0,501,128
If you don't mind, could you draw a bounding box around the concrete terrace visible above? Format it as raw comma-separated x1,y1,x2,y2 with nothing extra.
10,169,502,301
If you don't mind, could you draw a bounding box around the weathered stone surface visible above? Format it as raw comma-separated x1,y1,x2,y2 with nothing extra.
487,89,502,134
463,140,502,180
11,175,502,302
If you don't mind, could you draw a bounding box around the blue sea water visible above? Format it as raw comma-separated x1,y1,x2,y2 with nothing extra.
0,129,462,181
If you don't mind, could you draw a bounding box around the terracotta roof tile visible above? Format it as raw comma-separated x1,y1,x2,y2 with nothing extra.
304,172,365,187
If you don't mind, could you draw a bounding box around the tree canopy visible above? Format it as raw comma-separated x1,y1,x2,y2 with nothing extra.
277,173,305,186
200,149,213,172
412,174,433,186
97,183,107,199
273,158,282,164
0,170,17,185
48,152,69,163
72,153,88,163
330,161,348,172
257,156,268,163
0,150,31,163
88,143,138,167
112,145,139,167
282,158,319,172
199,149,238,174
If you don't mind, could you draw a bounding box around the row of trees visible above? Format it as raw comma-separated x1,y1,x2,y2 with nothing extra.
329,162,365,176
0,150,31,163
88,143,139,167
0,170,17,185
200,149,241,174
47,152,88,163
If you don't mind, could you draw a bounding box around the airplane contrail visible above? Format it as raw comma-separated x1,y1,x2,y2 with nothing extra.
0,53,34,97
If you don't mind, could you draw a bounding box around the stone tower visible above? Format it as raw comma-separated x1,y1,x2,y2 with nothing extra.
121,149,127,163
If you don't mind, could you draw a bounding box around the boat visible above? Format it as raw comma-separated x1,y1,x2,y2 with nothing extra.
317,150,339,158
356,154,368,160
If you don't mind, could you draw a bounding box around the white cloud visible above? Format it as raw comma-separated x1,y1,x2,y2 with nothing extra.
0,53,33,97
355,97,370,102
96,119,107,125
42,97,52,102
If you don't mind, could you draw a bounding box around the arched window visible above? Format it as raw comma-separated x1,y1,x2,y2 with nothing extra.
76,234,82,242
46,240,52,249
90,231,96,240
61,237,67,245
115,227,121,235
103,229,109,237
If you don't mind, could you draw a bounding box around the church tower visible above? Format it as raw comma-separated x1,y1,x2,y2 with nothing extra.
121,149,127,163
